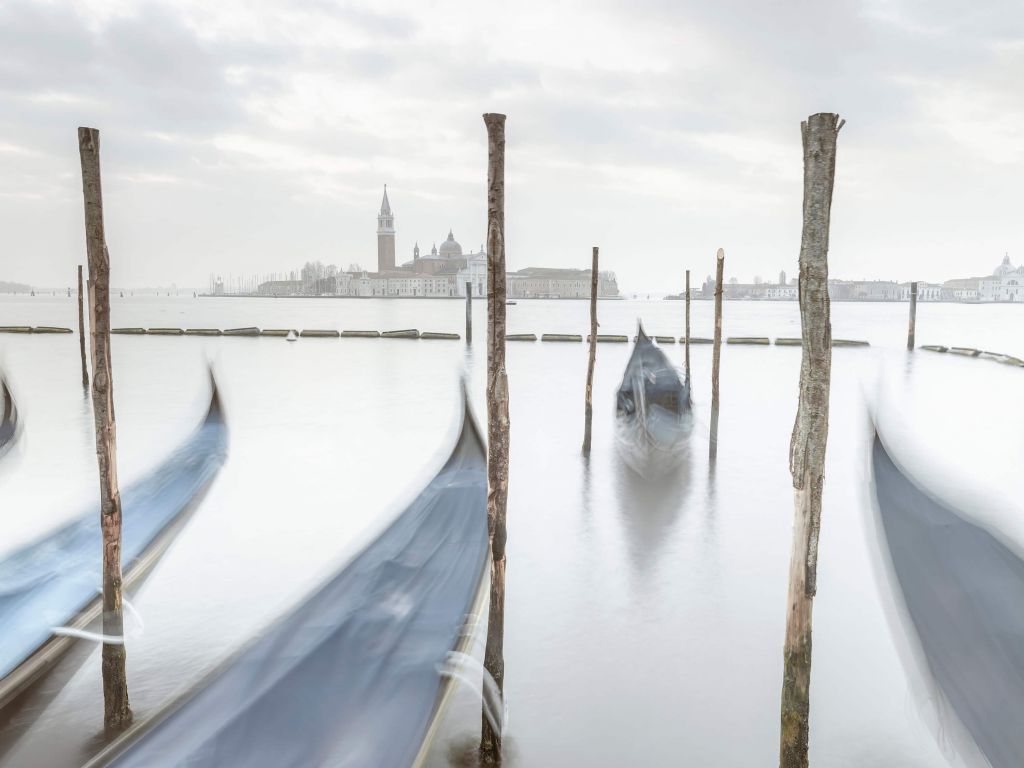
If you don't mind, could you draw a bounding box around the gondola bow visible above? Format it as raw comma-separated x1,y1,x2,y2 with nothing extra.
872,432,1024,768
88,389,489,768
0,385,227,709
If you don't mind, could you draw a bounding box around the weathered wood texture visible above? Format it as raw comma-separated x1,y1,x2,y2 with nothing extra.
582,247,599,456
780,112,842,768
907,281,918,351
709,249,724,460
78,127,133,733
481,112,509,765
466,281,473,344
684,269,691,383
78,265,89,387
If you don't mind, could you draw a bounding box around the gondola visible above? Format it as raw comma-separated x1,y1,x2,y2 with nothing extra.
0,377,18,458
615,322,693,477
86,385,490,768
0,382,228,711
872,431,1024,767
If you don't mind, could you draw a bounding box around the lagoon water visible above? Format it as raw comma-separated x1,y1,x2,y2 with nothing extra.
0,295,1021,767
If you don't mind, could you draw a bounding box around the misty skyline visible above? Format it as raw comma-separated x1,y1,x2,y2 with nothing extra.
1,0,1023,292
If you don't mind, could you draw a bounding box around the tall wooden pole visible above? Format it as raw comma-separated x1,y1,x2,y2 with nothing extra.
582,247,599,456
907,280,918,351
78,127,133,733
466,281,473,344
78,265,89,388
709,249,724,461
779,112,842,768
684,269,691,383
481,112,509,765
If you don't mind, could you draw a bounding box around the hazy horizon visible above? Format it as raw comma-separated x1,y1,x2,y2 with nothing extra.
2,0,1023,293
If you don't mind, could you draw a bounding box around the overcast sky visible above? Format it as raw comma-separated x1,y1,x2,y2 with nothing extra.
1,0,1022,291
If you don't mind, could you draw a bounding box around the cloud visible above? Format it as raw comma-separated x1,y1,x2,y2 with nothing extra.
1,0,1023,288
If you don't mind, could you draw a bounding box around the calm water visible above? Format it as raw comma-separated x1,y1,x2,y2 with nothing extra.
0,296,1021,767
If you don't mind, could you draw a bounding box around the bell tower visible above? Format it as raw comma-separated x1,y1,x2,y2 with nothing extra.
377,185,396,272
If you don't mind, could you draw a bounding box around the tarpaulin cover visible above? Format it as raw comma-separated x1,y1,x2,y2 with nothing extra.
100,402,488,768
615,323,692,475
873,433,1024,768
0,395,227,682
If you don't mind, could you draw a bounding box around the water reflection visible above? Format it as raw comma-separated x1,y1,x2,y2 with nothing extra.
614,448,691,584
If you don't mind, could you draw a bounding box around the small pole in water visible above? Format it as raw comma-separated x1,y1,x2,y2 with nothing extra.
78,126,133,734
78,265,89,388
685,268,691,384
582,246,599,456
779,112,842,768
481,112,510,766
907,280,918,351
466,281,473,345
709,249,724,461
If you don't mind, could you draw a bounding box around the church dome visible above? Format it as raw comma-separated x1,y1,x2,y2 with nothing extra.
439,229,463,258
995,253,1015,276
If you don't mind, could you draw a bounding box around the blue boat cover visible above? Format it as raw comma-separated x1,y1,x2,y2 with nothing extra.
0,394,227,683
873,433,1024,768
96,399,488,767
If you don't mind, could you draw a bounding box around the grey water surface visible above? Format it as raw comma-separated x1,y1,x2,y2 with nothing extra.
0,296,1021,767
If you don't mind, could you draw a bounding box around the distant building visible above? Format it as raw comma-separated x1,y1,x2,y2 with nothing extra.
765,282,797,300
377,187,396,273
255,187,619,298
258,279,303,296
942,277,982,302
829,280,901,301
979,253,1024,302
898,282,942,301
507,268,619,299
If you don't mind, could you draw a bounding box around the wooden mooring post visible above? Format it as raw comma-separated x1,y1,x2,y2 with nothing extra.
466,281,473,344
78,265,89,388
907,280,918,351
709,249,724,461
684,269,691,383
582,247,599,456
78,127,133,733
780,112,842,768
481,112,510,765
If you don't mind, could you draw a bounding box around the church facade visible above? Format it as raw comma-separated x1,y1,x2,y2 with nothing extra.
941,254,1024,302
978,254,1024,302
248,187,618,299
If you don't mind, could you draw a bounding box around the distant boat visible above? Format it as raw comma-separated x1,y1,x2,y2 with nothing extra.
872,431,1024,767
286,330,297,342
0,382,228,711
615,322,692,476
0,377,18,458
29,291,34,297
86,385,489,768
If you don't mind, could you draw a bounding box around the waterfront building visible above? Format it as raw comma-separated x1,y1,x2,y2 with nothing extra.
254,187,619,298
979,254,1024,302
506,268,619,299
765,282,797,300
898,282,943,301
942,277,982,302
